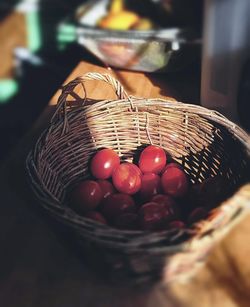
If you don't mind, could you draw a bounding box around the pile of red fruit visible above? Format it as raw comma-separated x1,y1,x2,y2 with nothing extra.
69,145,212,231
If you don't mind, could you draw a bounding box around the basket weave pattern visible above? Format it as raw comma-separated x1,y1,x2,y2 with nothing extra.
26,73,250,283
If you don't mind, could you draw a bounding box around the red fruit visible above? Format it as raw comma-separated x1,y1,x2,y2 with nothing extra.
114,213,138,230
97,179,116,199
129,163,143,177
138,202,172,231
101,193,136,221
160,162,183,175
90,148,120,179
188,207,208,225
151,194,180,219
84,211,107,224
138,145,166,174
71,180,103,213
112,163,141,195
168,220,186,229
139,173,161,201
166,162,182,169
161,166,188,198
151,194,176,207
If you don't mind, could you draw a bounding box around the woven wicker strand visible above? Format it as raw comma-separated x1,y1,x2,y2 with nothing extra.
26,72,250,283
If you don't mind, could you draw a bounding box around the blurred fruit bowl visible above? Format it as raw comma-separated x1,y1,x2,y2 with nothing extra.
71,0,202,72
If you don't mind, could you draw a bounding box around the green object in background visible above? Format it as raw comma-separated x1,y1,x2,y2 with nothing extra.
16,0,42,52
0,79,19,103
57,23,77,43
57,23,77,50
26,10,41,52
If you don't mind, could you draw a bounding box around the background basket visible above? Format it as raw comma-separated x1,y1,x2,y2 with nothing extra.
26,73,250,284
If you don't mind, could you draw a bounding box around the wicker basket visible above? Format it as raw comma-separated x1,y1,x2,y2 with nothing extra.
26,73,250,284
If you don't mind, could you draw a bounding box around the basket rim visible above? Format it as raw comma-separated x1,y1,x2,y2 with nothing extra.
82,97,250,150
53,96,250,152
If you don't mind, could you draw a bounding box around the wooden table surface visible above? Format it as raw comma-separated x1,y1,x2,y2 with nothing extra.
1,61,250,307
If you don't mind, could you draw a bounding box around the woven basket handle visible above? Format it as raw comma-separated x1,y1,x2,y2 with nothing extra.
51,72,129,128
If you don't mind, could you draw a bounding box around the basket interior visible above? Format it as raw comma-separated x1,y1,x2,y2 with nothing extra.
34,99,250,204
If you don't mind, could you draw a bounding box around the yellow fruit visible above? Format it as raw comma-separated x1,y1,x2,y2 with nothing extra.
132,18,154,30
110,0,124,14
98,11,140,30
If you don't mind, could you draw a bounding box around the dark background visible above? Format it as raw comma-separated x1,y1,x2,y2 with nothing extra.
0,0,90,163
